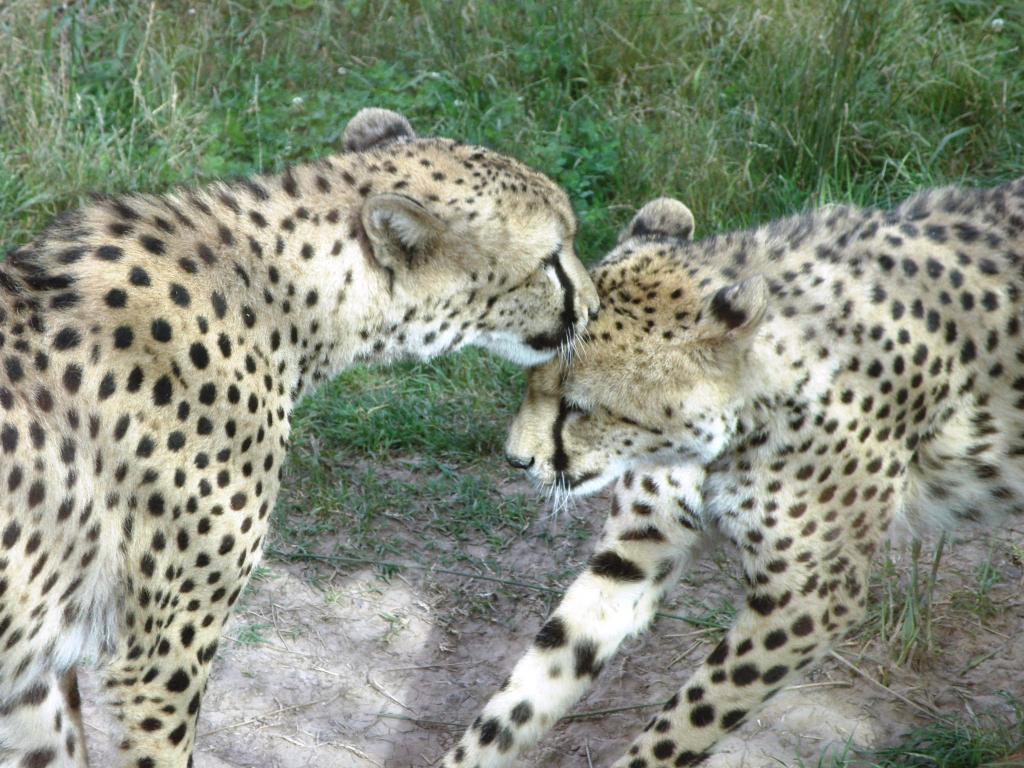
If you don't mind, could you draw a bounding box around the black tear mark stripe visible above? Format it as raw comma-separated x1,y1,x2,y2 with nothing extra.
551,398,574,474
547,248,577,334
527,249,577,350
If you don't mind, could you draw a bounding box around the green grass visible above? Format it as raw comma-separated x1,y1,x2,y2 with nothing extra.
3,0,1022,251
814,695,1024,767
869,538,945,668
231,621,272,647
950,550,1005,622
291,349,521,461
2,2,1023,762
798,699,1024,767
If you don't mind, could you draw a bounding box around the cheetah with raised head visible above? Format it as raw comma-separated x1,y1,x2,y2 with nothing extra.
0,107,598,768
444,183,1024,767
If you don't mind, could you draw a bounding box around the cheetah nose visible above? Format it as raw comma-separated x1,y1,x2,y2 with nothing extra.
506,453,535,470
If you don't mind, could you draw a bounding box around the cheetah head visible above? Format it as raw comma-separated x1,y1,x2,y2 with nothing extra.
343,109,599,365
504,198,767,495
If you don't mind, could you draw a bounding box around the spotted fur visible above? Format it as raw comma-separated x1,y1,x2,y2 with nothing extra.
444,180,1024,767
0,108,598,767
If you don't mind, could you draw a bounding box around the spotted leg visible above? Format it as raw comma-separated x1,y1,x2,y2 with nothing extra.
611,528,874,767
103,608,223,768
0,669,89,768
443,465,706,768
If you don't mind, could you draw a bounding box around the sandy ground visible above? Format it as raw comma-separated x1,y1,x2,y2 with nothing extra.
80,488,1024,768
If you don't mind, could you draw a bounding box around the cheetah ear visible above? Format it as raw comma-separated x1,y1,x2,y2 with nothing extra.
618,198,694,244
342,108,416,152
361,193,445,269
698,276,768,340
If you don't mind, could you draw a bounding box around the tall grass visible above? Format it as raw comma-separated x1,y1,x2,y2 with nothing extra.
2,0,1021,255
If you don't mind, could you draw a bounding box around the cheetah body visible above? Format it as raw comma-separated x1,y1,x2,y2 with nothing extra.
445,181,1024,767
0,109,598,767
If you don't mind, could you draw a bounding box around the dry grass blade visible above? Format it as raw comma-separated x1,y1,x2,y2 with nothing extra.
828,649,940,718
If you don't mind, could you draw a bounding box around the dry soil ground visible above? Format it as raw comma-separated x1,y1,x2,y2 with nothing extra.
80,482,1024,767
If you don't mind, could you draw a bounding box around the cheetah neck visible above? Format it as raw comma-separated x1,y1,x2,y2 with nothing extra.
737,324,847,441
14,154,443,413
713,240,857,443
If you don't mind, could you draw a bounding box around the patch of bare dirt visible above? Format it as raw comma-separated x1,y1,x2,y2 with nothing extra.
79,492,1024,767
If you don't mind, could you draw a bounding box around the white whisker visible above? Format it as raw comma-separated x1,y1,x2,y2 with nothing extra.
559,324,591,365
549,475,574,517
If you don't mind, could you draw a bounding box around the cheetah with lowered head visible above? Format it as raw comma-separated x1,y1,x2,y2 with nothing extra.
0,108,598,767
444,181,1024,767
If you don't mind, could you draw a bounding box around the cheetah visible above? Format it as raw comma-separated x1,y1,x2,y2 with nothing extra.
0,107,599,767
443,183,1024,767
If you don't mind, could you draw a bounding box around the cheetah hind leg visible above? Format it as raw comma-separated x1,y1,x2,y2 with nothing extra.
0,668,89,768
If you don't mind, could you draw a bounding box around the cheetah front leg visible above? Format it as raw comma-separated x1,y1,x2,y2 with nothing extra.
612,538,872,768
443,465,706,768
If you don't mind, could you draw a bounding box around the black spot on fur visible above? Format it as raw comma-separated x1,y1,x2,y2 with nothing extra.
509,701,533,725
139,235,165,255
710,287,747,329
673,751,709,766
731,663,760,686
535,617,568,649
573,639,600,677
165,669,190,693
479,717,500,746
53,327,81,350
590,550,644,581
690,704,715,727
722,709,747,730
707,639,729,665
620,525,667,542
653,740,676,759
